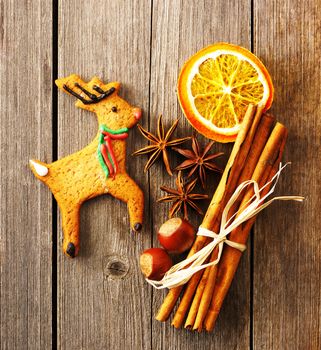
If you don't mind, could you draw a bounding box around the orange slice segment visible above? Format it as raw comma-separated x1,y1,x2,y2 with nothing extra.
178,43,273,142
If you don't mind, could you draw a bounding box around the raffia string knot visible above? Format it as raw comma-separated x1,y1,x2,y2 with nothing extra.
147,163,304,289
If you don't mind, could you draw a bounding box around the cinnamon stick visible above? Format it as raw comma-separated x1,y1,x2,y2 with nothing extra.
156,104,259,323
184,266,210,329
191,262,217,331
203,123,288,332
170,105,266,328
189,113,276,331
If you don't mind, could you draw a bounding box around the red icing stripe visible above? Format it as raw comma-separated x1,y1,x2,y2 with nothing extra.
99,130,128,177
100,143,114,178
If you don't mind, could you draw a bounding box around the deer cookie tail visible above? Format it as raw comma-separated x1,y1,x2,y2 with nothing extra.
29,159,50,180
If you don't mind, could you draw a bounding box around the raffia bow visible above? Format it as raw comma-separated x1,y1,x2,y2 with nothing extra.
147,163,304,289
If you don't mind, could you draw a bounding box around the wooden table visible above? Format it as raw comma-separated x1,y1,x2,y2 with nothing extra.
1,1,320,349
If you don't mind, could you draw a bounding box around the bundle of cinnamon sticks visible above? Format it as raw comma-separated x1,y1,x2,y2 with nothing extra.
155,104,288,332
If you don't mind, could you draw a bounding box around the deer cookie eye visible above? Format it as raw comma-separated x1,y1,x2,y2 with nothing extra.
111,106,118,112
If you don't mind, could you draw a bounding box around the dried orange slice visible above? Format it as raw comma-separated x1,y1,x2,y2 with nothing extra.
177,43,273,142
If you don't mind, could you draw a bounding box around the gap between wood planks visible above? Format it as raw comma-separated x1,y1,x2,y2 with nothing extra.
250,1,255,349
148,1,154,348
52,1,58,349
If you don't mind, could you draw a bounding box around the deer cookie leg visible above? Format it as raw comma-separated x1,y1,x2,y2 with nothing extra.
107,173,144,232
60,204,81,258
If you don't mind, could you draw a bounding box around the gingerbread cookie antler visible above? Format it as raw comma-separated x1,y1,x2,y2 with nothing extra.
30,74,144,258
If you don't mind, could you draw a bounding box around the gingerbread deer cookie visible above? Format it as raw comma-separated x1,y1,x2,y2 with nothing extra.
30,74,144,258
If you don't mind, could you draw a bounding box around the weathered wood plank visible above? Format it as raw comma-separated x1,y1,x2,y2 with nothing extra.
149,1,252,348
0,1,53,349
57,1,152,349
253,1,321,349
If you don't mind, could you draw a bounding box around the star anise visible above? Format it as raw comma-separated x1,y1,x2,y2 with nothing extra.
173,136,223,188
132,115,190,175
157,171,209,220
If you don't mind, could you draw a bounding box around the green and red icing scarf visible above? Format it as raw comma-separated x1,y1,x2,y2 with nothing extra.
97,124,128,178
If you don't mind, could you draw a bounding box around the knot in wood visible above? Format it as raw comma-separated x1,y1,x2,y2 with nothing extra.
104,255,129,279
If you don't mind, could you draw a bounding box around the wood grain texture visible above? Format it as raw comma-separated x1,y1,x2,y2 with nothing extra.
149,0,252,348
253,1,321,349
1,1,321,349
0,1,52,349
57,1,152,349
